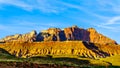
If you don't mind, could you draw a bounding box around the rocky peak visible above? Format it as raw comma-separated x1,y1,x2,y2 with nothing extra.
0,26,117,44
47,28,62,34
87,28,97,33
37,28,65,41
87,28,117,44
72,25,78,28
64,26,89,41
0,30,37,43
30,30,37,36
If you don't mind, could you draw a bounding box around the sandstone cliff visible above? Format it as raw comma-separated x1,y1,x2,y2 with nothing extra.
0,26,117,44
64,26,89,41
36,28,66,41
87,28,117,44
36,26,117,44
0,30,37,43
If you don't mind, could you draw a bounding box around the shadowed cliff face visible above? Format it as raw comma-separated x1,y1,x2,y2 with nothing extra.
0,26,117,45
64,26,90,41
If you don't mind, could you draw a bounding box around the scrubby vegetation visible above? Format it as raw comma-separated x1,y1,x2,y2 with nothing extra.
0,53,119,68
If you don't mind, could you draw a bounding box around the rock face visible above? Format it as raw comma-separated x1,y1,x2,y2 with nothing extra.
87,28,117,44
36,28,66,41
0,26,117,44
64,26,90,41
0,30,37,42
36,26,116,44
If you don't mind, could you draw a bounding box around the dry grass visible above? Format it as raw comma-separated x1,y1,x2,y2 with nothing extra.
100,55,120,66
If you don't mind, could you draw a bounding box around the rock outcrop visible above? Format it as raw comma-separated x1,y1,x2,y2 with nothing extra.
36,28,66,41
87,28,117,44
36,26,117,44
0,26,117,44
0,30,37,42
64,26,90,41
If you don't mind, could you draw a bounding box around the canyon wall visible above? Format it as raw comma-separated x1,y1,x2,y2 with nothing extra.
0,26,116,44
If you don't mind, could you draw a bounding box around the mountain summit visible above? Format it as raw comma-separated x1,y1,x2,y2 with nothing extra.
0,26,117,45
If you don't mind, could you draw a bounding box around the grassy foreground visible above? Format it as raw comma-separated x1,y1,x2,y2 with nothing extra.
0,50,120,68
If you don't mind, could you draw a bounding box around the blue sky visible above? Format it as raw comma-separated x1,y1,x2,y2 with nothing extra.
0,0,120,43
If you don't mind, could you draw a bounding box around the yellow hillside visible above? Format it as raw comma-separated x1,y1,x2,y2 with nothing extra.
0,41,120,59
